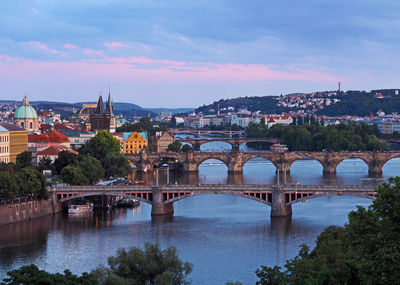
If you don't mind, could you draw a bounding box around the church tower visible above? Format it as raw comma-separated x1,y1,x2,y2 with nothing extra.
89,91,116,133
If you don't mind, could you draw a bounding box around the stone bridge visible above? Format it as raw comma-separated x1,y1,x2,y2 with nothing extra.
169,128,245,138
50,184,378,218
128,151,400,175
176,137,278,151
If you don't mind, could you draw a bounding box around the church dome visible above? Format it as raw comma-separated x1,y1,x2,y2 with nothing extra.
14,96,38,119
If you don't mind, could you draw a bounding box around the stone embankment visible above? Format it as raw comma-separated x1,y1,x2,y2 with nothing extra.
0,197,63,227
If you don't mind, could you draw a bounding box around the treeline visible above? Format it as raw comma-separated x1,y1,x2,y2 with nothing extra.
246,122,389,151
2,243,192,285
0,152,47,201
40,131,131,186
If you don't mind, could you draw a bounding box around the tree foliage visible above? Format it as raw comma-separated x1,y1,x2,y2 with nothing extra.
102,152,131,178
2,264,97,285
54,150,78,174
255,177,400,284
79,130,121,161
246,122,389,151
16,151,33,170
93,243,193,285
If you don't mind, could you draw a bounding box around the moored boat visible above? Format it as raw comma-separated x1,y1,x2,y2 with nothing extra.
68,203,93,214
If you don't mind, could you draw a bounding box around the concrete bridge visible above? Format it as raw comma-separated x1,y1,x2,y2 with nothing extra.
128,151,400,175
169,128,246,138
50,184,378,218
176,137,278,151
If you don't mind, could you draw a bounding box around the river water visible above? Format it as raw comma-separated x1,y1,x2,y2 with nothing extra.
0,140,398,284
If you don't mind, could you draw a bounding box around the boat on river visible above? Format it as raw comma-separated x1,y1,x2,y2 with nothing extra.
68,203,93,214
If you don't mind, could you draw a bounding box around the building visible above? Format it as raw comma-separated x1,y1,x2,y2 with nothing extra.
122,132,148,154
28,130,71,164
89,93,116,133
58,129,95,149
153,132,174,153
0,123,28,163
13,96,39,132
37,145,78,165
0,125,10,163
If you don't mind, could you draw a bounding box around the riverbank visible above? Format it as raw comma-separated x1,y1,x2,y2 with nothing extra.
0,198,63,227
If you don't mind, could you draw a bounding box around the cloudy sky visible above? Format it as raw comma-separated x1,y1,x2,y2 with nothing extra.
1,1,399,107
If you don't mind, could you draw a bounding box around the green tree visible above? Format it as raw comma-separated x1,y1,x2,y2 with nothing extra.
16,151,32,170
16,168,47,199
181,144,191,153
168,141,183,152
2,264,97,285
79,130,121,161
61,165,89,185
38,156,56,174
93,243,193,285
255,177,400,285
102,152,131,178
0,171,18,200
54,150,78,174
78,155,104,184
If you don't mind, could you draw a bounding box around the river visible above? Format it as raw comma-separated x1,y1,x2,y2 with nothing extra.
0,140,398,284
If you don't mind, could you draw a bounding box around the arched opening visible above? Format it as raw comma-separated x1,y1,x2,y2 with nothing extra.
242,157,276,184
198,158,228,184
382,157,400,178
336,158,369,185
241,140,274,152
174,133,196,139
200,141,232,152
289,158,324,185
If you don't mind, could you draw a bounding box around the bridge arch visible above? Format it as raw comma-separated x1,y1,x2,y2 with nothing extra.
287,192,376,205
336,157,370,175
289,157,325,175
197,157,229,169
381,155,400,175
200,141,232,152
162,192,272,206
59,192,152,205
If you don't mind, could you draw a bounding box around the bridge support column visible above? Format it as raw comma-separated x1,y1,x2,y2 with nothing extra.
275,163,290,175
322,163,337,174
151,187,174,216
368,163,383,175
193,142,201,151
271,188,292,217
228,152,243,174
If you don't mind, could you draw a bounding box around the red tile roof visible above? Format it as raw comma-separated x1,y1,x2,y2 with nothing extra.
38,145,77,156
29,130,70,143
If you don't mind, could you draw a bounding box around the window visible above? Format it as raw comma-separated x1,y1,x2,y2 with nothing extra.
30,122,33,129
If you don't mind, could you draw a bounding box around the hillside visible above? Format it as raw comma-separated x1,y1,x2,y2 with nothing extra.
194,96,286,115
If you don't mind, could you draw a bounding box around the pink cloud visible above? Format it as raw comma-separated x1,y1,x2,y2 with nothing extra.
0,54,340,84
29,41,59,54
83,49,105,58
104,41,128,48
64,43,77,50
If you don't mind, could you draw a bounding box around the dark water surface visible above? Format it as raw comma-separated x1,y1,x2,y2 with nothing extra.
1,147,399,284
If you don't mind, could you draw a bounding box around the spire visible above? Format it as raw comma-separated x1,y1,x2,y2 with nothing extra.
96,92,105,114
105,88,114,116
22,95,29,106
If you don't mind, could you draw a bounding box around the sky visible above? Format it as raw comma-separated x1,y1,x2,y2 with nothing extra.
1,0,400,107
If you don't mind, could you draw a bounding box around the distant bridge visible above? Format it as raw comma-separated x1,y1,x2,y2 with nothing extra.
176,137,278,151
50,184,378,218
128,151,400,175
169,128,246,138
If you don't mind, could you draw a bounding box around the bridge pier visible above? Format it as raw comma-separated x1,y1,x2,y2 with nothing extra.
368,163,383,175
270,187,292,217
322,163,337,174
151,187,174,216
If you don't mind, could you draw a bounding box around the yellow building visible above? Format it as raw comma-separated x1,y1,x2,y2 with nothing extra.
0,123,28,163
0,126,10,163
123,132,148,154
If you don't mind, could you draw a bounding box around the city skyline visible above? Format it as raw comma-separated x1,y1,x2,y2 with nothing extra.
1,1,400,107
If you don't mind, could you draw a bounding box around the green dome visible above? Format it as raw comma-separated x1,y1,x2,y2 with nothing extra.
14,96,38,119
14,105,38,119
